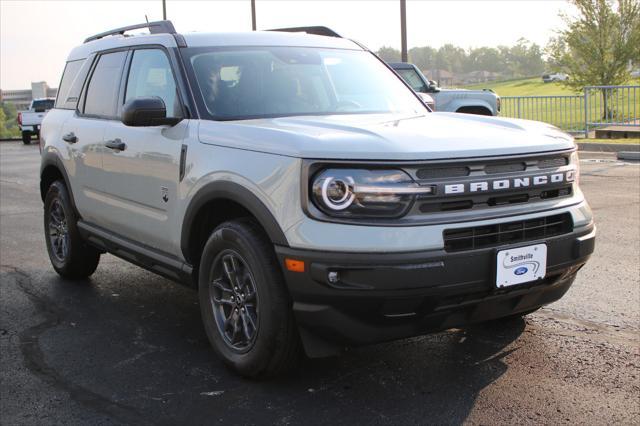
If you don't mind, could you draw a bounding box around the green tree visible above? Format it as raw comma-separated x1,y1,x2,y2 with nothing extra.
435,44,466,73
465,47,505,73
376,40,547,80
501,38,546,77
408,46,436,71
0,102,20,138
546,0,640,88
0,107,7,138
376,46,401,62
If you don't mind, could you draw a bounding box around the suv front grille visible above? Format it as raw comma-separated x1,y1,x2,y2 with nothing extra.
443,213,573,252
408,153,575,215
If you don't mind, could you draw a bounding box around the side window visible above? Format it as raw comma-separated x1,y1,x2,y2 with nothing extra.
83,51,126,117
125,49,180,118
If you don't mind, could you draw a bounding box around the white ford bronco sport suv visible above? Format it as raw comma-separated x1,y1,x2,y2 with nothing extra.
40,21,595,378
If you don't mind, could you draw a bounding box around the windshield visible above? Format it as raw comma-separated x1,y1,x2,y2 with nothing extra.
395,68,427,93
184,47,426,120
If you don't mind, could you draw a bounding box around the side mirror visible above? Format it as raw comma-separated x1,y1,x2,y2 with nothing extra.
122,97,181,127
428,80,439,92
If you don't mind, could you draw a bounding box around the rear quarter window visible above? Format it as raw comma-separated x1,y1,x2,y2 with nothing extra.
55,59,89,110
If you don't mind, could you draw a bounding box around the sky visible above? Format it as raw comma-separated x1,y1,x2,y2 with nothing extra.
0,0,574,90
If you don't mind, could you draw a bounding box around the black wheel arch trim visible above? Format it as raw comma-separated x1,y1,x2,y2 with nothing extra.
181,181,289,263
40,151,80,217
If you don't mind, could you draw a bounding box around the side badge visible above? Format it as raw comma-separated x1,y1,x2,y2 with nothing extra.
161,186,169,203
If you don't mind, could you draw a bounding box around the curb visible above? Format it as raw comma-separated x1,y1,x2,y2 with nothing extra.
617,151,640,161
577,142,640,153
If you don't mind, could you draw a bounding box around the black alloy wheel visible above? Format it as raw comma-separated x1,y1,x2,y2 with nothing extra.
209,250,259,352
48,199,70,263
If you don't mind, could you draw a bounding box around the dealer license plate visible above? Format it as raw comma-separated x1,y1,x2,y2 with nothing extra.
496,243,547,288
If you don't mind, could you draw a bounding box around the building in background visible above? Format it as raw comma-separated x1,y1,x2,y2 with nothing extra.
424,69,455,87
0,82,57,110
462,70,501,85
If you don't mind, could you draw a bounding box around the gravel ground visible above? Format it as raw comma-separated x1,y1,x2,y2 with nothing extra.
1,142,638,425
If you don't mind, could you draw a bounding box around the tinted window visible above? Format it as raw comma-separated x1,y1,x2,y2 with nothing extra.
58,58,93,110
32,99,54,112
55,60,85,109
396,69,427,93
84,51,126,117
186,47,425,120
125,49,180,117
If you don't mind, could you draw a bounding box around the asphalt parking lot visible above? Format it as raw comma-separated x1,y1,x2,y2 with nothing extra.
1,141,638,425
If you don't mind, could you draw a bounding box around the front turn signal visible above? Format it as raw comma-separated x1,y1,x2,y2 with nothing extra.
285,258,305,273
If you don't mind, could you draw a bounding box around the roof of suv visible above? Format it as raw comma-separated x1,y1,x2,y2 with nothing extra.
67,29,362,61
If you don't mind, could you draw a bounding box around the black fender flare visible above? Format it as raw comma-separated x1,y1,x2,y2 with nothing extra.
40,151,80,216
180,181,289,263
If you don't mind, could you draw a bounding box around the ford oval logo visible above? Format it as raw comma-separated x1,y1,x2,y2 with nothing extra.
514,266,528,275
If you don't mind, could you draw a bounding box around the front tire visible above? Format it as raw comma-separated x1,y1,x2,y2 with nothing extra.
198,219,301,378
44,181,100,279
22,131,31,144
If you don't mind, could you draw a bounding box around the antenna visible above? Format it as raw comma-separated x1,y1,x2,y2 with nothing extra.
145,15,149,24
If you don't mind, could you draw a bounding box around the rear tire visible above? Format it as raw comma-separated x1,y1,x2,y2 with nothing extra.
44,180,100,279
198,218,301,378
22,131,31,144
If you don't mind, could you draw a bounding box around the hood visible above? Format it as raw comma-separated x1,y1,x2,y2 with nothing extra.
198,112,574,161
438,87,495,95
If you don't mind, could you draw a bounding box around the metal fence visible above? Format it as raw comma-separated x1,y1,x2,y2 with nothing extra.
500,85,639,137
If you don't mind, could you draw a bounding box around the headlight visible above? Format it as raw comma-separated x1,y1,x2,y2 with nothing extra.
310,168,434,218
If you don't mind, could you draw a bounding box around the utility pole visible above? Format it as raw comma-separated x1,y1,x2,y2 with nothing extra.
251,0,257,30
162,0,167,20
400,0,407,62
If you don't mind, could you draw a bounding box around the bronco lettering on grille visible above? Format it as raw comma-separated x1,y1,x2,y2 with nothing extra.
444,170,576,195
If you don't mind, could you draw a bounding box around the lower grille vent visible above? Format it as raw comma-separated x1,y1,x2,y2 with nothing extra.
443,213,573,252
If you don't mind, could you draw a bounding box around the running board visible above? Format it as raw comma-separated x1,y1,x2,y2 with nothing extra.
77,221,194,286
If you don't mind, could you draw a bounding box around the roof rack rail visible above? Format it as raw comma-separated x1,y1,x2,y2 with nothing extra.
267,26,342,38
84,20,176,44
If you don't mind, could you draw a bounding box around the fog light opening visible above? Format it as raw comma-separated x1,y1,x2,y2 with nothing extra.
327,271,340,284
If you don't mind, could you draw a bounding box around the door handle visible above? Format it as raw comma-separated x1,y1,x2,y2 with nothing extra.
105,138,126,151
62,132,77,143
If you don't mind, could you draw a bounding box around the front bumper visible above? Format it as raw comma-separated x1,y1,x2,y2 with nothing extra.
275,224,595,357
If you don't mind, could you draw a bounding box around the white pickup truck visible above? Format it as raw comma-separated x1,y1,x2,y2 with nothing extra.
18,98,55,144
389,62,500,116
